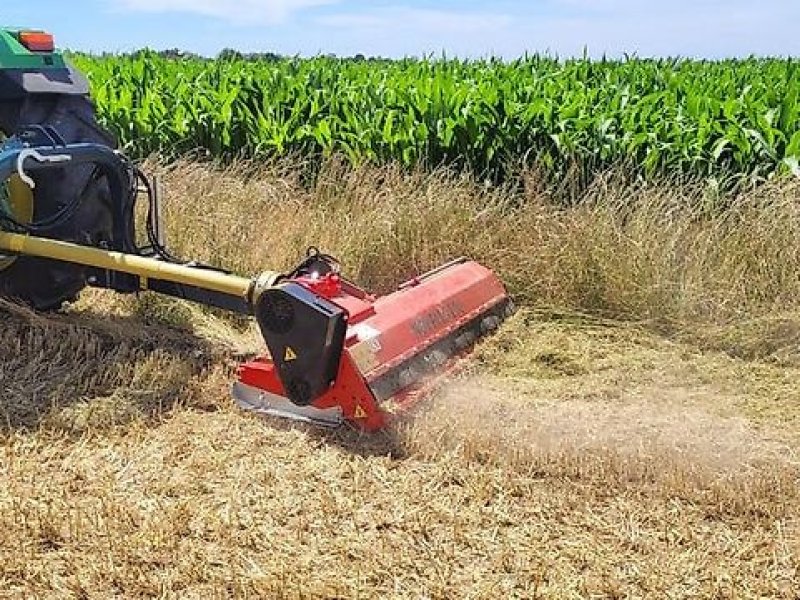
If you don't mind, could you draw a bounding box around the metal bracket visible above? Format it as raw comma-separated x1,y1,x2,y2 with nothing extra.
151,176,166,249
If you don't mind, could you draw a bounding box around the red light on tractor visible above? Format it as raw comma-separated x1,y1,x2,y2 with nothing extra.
19,31,55,53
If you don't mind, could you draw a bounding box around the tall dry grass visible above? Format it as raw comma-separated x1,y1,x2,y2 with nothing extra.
151,158,800,327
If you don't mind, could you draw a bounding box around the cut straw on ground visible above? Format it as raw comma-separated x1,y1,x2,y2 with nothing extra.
2,159,800,598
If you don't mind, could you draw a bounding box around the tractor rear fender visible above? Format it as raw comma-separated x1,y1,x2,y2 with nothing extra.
0,66,90,99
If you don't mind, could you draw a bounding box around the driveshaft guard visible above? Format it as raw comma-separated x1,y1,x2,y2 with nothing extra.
254,282,348,406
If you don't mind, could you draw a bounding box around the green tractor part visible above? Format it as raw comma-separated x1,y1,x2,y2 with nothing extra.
0,28,88,97
0,28,111,308
0,29,66,69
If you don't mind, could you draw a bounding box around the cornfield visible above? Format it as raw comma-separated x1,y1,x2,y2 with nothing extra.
73,53,800,182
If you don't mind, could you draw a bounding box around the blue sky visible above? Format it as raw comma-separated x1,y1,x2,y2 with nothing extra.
5,1,800,59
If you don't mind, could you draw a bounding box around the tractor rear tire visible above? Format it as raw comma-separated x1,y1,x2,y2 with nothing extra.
0,94,117,310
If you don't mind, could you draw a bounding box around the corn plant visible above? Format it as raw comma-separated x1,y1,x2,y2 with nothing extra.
72,53,800,182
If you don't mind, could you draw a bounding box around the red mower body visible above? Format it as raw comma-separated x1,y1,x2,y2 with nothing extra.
233,258,512,431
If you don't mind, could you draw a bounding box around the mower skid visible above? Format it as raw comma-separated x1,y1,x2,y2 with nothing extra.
232,381,344,428
235,258,513,431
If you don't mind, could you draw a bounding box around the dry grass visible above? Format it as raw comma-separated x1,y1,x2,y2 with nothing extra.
2,160,800,598
153,159,800,324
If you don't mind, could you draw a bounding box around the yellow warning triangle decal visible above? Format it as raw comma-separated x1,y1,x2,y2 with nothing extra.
354,405,367,419
284,346,298,361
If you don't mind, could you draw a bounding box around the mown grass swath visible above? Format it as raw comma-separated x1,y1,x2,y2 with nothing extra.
73,53,800,182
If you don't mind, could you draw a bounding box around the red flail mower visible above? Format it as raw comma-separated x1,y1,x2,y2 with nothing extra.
0,131,512,433
0,27,513,431
234,254,513,430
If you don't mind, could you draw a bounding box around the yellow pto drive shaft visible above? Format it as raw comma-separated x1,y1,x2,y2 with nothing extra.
0,230,276,300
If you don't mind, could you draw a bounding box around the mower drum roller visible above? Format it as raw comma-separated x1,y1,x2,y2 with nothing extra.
0,27,513,430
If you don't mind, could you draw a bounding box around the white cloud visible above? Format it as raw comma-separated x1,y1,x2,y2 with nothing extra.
537,0,800,58
318,8,512,36
312,7,513,56
116,0,336,25
553,0,736,14
105,0,800,58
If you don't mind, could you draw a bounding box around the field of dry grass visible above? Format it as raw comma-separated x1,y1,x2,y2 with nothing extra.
2,160,800,598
